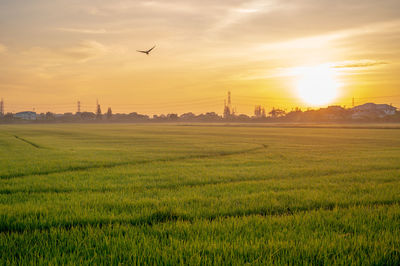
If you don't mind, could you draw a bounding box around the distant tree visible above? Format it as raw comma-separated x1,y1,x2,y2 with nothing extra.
3,112,14,121
254,105,266,118
36,113,45,120
204,112,221,121
269,108,286,118
81,112,96,120
128,112,149,121
197,112,221,122
237,114,250,121
45,112,55,120
167,113,178,120
152,114,167,121
285,107,303,122
180,112,196,120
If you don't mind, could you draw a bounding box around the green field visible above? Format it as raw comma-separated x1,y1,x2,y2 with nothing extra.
0,124,399,264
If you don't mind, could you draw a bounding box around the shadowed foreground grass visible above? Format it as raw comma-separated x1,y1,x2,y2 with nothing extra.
0,124,399,264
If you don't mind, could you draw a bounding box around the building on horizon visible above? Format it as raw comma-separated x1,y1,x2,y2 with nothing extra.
351,103,396,119
14,111,37,120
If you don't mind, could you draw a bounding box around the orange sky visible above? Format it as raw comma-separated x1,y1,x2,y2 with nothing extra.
0,0,400,115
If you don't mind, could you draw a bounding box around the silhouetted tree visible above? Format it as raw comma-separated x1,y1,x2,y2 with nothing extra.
180,112,196,120
81,112,96,120
45,112,55,120
167,113,178,120
3,113,14,121
269,108,286,118
254,105,266,118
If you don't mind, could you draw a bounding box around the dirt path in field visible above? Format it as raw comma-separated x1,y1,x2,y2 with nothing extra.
1,199,399,234
0,143,268,179
1,165,399,195
13,135,42,149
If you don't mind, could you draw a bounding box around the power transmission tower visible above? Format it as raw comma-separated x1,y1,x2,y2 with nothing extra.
77,101,81,113
106,107,112,120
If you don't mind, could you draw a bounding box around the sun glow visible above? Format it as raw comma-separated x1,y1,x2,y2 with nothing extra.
295,66,341,106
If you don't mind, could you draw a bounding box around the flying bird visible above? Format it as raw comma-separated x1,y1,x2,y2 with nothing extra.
137,45,156,55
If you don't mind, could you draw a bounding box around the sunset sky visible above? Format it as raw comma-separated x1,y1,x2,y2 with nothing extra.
1,0,399,115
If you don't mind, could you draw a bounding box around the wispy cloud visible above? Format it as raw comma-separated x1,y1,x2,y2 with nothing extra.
61,40,108,62
231,58,390,81
209,0,280,34
56,27,109,34
21,40,108,66
254,19,400,57
333,60,388,69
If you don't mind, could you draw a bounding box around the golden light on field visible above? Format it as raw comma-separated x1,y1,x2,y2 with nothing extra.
295,66,341,107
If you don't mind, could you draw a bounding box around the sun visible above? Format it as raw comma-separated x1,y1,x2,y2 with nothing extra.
295,66,341,106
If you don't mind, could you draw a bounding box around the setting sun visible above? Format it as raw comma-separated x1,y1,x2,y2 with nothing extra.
296,66,341,107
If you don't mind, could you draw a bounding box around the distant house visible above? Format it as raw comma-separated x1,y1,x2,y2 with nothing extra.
14,111,37,120
351,103,396,119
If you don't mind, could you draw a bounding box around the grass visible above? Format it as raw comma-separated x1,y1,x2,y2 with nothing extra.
0,123,399,264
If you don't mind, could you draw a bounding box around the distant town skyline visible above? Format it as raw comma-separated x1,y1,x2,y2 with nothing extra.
1,0,400,114
3,102,398,124
0,94,398,116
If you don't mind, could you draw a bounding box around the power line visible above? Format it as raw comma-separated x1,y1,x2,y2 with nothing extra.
354,94,400,100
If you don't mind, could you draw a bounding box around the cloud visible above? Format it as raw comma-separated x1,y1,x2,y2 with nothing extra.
20,40,108,68
61,40,108,62
333,60,388,69
209,0,281,34
56,28,109,34
231,58,389,81
213,1,400,44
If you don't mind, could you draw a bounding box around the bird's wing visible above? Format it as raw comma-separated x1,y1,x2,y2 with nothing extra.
147,45,156,53
137,50,148,53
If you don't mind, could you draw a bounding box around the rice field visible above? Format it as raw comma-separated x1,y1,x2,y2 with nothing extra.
0,123,399,264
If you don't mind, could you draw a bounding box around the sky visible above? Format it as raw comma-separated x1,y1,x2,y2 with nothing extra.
0,0,400,115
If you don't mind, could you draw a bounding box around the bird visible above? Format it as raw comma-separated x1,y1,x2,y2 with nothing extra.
137,45,156,55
